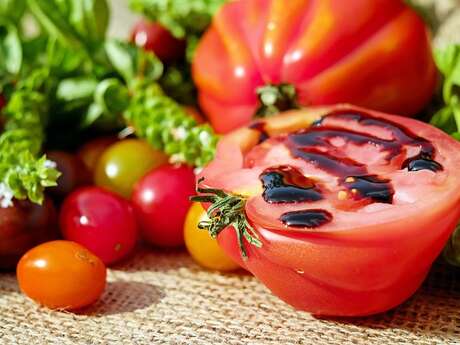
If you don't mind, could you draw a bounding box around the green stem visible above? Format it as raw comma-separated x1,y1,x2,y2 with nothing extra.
255,83,299,118
191,178,262,259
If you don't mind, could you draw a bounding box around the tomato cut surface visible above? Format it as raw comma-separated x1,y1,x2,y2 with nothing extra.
197,105,460,316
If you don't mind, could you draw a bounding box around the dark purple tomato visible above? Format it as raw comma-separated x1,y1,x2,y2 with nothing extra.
46,151,91,198
60,187,139,265
0,197,58,270
132,164,196,247
131,20,186,62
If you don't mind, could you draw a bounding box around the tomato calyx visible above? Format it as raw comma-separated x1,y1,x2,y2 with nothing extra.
191,178,262,259
255,83,299,118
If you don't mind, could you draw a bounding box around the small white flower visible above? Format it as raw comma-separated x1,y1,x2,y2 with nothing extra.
193,167,203,175
44,160,57,169
199,131,211,146
169,153,185,164
172,127,187,140
0,183,14,208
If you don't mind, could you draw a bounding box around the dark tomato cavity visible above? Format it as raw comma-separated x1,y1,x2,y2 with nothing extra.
260,165,323,204
280,209,333,228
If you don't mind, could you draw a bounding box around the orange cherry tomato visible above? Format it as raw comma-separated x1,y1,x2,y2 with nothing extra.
184,203,239,271
17,240,106,310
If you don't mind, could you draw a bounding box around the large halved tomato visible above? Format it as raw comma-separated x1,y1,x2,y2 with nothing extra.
195,105,460,316
193,0,436,133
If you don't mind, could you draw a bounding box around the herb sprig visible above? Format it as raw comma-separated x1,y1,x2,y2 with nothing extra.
0,0,220,206
430,45,460,139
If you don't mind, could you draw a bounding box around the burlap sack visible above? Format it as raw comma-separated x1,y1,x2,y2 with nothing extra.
1,0,459,344
0,249,459,345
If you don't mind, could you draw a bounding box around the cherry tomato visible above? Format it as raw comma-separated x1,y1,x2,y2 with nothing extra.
0,197,58,270
47,151,91,197
184,203,239,271
94,139,168,198
132,164,195,247
198,105,460,316
17,240,106,310
131,20,185,62
60,187,138,265
77,137,117,173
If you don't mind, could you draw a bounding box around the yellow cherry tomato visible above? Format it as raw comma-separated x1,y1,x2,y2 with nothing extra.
94,139,168,198
184,203,239,271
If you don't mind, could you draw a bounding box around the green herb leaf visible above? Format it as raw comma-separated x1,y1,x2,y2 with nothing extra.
0,0,26,24
56,76,98,102
69,0,109,45
430,45,460,140
27,0,83,47
105,39,163,84
0,20,22,75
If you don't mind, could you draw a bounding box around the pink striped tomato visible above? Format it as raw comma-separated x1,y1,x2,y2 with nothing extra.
193,0,436,133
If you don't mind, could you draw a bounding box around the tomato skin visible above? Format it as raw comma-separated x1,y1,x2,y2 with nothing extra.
193,0,436,133
0,198,58,270
60,187,138,265
77,137,117,173
94,139,168,198
184,203,239,271
131,20,186,62
199,105,460,316
17,240,106,310
132,164,195,247
47,151,91,197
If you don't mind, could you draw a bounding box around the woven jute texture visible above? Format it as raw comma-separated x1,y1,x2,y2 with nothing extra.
0,248,459,345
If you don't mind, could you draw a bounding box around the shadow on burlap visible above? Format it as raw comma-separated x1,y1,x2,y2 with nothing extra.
0,248,459,345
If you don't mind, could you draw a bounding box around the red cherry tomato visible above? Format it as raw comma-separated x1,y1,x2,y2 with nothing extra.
60,187,138,265
193,0,436,133
77,137,117,173
132,164,196,247
17,240,106,310
198,105,460,316
131,20,186,62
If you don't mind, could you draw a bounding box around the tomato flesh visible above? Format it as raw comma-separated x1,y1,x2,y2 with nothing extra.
60,187,139,265
17,240,106,310
198,105,460,316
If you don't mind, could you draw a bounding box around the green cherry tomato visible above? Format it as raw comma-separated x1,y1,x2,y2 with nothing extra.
94,139,168,198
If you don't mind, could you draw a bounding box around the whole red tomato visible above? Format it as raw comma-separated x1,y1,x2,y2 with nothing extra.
60,187,138,265
132,164,196,247
195,105,460,316
0,197,58,270
193,0,436,133
131,20,186,62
